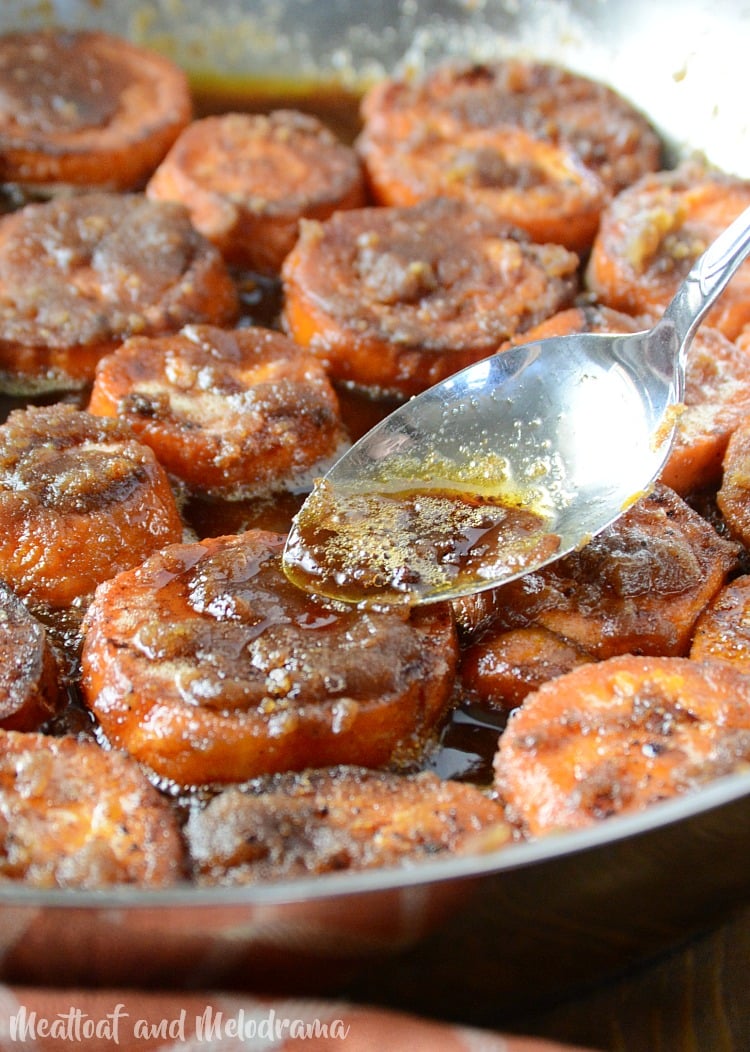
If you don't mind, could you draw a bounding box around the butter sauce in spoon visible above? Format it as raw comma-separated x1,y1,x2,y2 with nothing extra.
283,205,750,607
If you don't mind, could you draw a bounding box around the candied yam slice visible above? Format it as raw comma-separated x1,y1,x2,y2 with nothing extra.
0,192,238,393
0,28,192,191
0,729,185,888
186,765,510,885
460,624,593,712
359,58,662,200
80,529,458,788
494,655,750,836
89,324,348,497
465,484,738,660
147,110,366,273
0,403,184,608
717,418,750,548
281,196,579,397
586,162,750,340
0,581,61,730
690,574,750,673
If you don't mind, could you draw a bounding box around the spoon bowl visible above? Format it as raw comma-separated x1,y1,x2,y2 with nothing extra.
283,205,750,606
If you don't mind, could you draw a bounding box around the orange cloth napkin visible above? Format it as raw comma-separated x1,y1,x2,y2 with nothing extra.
0,988,596,1051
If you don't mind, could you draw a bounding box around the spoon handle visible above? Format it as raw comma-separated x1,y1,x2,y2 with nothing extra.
663,203,750,356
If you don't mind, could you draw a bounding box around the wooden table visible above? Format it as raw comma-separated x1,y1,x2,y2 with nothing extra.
518,906,750,1051
341,906,750,1050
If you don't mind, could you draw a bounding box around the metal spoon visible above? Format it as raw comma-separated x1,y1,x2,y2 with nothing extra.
283,205,750,607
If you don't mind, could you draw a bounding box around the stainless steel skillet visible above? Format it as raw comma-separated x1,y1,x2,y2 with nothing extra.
0,0,748,1022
